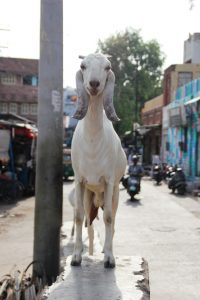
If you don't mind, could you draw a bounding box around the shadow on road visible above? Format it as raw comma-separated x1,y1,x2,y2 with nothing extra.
125,198,142,207
0,195,32,218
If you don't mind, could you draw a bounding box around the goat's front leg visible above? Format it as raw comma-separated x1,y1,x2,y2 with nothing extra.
71,182,84,266
103,184,115,268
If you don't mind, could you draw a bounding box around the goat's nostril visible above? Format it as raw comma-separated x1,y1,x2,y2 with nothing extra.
89,80,100,89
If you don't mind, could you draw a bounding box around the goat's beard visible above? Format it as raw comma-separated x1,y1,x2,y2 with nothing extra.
87,88,98,96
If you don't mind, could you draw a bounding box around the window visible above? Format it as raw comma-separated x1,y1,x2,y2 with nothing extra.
32,76,38,86
23,75,32,85
23,75,38,86
30,104,37,115
1,74,16,85
9,103,18,114
21,103,29,115
178,72,192,88
0,103,8,113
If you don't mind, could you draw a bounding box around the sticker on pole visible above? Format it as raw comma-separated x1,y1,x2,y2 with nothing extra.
52,90,62,112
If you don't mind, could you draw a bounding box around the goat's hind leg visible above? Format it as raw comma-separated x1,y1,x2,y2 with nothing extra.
84,188,94,255
103,184,115,268
71,183,84,266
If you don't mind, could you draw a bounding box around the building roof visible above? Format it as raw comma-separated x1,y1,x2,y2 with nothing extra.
0,57,38,75
142,94,163,114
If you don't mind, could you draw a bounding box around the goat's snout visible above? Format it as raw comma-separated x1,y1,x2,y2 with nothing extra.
89,80,100,89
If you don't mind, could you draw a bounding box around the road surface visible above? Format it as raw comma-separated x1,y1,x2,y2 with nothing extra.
0,178,200,299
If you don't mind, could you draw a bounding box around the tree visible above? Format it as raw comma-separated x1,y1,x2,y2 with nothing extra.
97,28,165,136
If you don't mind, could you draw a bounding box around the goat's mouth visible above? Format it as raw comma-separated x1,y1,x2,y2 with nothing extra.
87,88,98,96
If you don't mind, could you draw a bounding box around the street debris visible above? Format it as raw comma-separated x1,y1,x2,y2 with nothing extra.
0,262,44,300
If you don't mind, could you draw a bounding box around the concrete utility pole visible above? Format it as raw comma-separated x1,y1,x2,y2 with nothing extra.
33,0,63,284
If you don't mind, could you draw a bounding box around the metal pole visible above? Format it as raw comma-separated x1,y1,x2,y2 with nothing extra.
33,0,63,285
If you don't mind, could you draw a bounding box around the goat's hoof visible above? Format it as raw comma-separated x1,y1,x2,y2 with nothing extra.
71,260,82,267
104,260,115,269
71,254,82,267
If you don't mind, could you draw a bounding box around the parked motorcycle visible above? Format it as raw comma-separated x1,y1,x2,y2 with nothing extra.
168,167,186,195
164,165,175,181
152,164,163,185
0,174,24,203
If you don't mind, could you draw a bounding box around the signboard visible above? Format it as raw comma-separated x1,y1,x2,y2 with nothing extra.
169,106,182,127
162,106,169,129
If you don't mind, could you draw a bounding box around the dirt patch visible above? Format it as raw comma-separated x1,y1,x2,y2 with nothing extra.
191,211,200,219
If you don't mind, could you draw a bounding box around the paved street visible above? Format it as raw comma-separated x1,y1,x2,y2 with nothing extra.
0,178,200,299
94,178,200,300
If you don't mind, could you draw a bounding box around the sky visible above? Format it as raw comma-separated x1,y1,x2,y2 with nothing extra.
0,0,200,88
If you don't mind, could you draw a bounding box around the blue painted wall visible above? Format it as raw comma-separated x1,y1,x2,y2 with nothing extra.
166,78,200,181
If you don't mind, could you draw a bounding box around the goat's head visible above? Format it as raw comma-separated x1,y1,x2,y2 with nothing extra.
73,53,120,122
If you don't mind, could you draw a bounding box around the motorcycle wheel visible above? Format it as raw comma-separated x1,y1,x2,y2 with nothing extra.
129,192,139,201
178,188,185,195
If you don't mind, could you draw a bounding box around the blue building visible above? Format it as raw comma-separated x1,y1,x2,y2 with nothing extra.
63,87,78,128
162,78,200,189
63,87,78,147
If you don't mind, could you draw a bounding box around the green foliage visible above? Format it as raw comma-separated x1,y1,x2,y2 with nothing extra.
97,28,165,136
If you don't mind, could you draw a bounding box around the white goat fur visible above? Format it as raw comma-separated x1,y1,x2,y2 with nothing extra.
71,53,127,268
68,187,94,255
68,188,75,237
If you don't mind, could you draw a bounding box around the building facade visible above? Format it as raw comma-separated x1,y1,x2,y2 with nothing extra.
163,64,200,106
184,33,200,64
141,94,163,164
0,57,38,123
162,77,200,188
141,55,200,164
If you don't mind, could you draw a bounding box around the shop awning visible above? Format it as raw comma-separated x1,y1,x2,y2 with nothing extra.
137,124,161,135
184,96,200,105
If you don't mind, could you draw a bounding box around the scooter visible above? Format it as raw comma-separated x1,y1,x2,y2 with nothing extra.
126,174,141,201
152,165,163,185
168,168,186,195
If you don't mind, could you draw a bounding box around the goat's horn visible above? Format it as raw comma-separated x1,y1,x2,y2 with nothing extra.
73,70,89,120
103,70,120,122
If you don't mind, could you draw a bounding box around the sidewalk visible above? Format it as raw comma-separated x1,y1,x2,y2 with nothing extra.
43,222,150,300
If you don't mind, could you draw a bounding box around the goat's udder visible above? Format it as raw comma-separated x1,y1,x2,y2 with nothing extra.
89,202,99,225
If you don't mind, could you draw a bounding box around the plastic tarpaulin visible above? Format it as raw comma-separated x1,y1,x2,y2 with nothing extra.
0,130,10,161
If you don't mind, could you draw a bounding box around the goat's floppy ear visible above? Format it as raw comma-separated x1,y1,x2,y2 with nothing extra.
73,70,89,120
103,70,120,122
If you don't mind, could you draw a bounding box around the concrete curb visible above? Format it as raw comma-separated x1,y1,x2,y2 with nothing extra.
42,222,150,300
42,255,150,300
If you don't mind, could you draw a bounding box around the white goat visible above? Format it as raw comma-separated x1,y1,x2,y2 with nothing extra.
71,53,127,268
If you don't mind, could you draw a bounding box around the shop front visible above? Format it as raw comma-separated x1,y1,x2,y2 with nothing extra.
163,95,200,188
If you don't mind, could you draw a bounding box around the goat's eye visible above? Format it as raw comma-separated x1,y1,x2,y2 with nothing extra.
80,64,86,71
105,65,111,71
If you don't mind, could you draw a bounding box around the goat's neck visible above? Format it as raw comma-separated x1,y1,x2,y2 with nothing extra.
84,95,104,136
